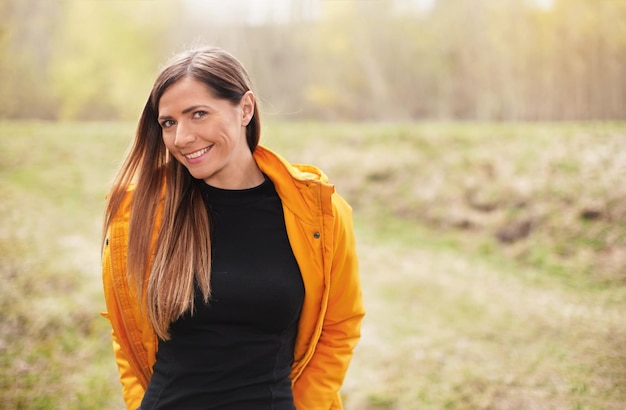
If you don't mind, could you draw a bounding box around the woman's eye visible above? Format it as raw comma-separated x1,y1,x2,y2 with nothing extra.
161,120,175,128
192,111,207,119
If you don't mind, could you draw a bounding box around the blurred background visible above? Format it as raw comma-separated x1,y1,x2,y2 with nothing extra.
1,0,625,409
2,0,626,122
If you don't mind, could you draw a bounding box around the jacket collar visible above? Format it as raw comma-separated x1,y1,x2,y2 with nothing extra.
253,145,335,224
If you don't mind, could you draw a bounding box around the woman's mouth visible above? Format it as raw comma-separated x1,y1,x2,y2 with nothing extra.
185,146,212,160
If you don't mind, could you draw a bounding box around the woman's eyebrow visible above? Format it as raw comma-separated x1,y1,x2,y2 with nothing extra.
158,105,210,121
181,104,209,115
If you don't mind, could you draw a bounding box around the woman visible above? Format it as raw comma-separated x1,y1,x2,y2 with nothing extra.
101,46,364,410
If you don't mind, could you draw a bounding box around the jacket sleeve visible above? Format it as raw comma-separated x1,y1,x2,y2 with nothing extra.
109,319,146,410
292,195,365,409
102,226,146,410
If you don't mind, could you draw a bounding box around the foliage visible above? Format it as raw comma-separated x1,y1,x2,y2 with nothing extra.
0,0,173,121
1,0,626,121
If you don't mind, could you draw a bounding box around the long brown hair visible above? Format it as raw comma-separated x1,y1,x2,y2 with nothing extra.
103,47,261,340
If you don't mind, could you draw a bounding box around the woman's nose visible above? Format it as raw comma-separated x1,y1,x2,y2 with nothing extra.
174,123,196,147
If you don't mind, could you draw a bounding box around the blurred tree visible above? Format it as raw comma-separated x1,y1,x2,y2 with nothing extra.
0,0,61,119
1,0,625,121
48,1,174,120
0,0,174,120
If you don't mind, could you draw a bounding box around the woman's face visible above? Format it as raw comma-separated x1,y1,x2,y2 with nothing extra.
158,77,259,189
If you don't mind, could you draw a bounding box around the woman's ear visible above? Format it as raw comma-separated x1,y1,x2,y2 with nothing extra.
241,91,255,126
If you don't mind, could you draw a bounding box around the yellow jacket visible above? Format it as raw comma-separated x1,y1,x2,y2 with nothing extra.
102,145,365,409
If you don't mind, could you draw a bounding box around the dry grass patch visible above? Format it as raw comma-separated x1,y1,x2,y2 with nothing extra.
264,121,626,286
343,226,626,409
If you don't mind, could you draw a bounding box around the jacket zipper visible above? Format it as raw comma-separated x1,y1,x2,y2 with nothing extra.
291,180,331,382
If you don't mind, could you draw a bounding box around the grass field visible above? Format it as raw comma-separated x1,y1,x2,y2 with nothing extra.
1,120,625,409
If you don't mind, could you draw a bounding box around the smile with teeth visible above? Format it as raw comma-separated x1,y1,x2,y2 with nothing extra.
185,146,212,159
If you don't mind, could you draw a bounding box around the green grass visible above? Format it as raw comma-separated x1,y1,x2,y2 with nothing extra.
1,120,625,409
0,121,132,409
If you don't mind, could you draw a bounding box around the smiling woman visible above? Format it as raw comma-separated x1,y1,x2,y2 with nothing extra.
158,78,263,189
101,47,364,410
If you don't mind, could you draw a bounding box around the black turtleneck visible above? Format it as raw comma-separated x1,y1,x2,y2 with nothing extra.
140,176,304,410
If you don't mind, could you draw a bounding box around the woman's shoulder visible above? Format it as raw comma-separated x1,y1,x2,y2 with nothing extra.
254,145,354,222
106,184,136,226
254,145,329,185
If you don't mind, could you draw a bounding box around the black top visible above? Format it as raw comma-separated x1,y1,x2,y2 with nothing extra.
140,176,305,410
